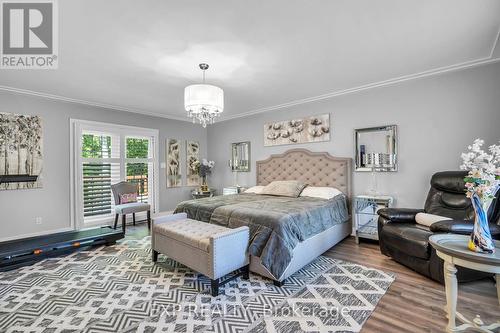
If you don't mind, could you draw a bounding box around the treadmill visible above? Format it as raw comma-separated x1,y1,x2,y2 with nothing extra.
0,227,124,271
0,174,125,271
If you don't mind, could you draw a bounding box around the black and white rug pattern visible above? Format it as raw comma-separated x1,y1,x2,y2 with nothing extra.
0,236,394,333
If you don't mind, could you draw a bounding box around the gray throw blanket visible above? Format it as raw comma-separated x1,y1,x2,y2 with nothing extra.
174,193,349,279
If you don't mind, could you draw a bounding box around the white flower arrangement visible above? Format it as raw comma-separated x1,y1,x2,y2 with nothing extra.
192,158,215,177
460,139,500,207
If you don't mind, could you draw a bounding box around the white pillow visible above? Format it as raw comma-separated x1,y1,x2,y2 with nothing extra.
299,186,342,200
244,186,265,194
415,213,451,227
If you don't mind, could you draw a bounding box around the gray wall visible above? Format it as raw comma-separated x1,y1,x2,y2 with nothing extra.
0,92,207,241
207,62,500,209
1,62,499,240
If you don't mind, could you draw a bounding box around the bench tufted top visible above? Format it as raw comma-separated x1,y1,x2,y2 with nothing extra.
256,149,352,198
154,219,229,252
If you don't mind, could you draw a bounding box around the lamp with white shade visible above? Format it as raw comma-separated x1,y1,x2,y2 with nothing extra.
184,63,224,128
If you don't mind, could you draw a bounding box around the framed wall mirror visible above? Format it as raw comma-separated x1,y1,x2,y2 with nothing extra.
230,141,251,172
355,125,398,172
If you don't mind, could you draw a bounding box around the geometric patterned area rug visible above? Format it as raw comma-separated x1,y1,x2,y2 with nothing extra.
0,236,394,333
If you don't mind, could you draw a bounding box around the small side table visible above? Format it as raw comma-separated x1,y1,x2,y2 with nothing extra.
353,195,393,243
429,234,500,333
191,189,216,199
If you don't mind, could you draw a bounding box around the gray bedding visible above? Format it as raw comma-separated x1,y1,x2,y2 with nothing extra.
174,193,349,279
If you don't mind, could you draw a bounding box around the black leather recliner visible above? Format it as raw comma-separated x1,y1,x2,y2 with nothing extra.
378,171,500,284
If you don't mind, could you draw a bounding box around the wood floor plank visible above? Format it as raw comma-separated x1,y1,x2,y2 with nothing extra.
325,237,499,333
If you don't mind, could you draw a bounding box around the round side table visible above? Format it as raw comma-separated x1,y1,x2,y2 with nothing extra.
429,234,500,333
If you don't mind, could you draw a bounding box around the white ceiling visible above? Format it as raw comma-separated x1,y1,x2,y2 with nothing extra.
1,0,499,121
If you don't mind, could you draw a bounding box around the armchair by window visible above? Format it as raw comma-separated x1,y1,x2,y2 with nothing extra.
111,181,151,232
378,171,500,283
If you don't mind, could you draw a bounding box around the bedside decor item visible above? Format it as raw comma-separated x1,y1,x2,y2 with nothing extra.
263,114,330,146
354,195,393,243
460,139,500,254
355,125,397,172
193,158,214,192
186,140,200,186
0,112,43,190
184,63,224,128
166,139,181,187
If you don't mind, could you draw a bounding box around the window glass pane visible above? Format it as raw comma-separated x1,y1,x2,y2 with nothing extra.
126,137,150,159
82,134,111,158
83,163,112,217
126,162,149,203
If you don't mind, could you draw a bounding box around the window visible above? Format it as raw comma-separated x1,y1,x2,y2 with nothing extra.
71,120,159,228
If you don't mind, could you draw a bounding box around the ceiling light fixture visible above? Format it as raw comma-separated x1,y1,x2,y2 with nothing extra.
184,63,224,128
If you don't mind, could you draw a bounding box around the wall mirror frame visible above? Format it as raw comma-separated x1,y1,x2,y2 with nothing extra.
355,125,398,172
230,141,251,172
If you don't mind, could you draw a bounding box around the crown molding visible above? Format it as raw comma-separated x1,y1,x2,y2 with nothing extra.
1,54,499,124
0,85,189,122
220,55,500,122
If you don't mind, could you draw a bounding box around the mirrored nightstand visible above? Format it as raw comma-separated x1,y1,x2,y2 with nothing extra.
353,195,393,243
191,189,216,199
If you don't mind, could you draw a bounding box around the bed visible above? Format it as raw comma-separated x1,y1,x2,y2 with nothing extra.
174,149,352,284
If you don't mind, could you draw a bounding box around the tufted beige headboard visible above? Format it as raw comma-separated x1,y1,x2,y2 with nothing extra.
256,149,352,198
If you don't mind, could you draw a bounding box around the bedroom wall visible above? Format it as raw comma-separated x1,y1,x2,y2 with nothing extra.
207,61,500,208
0,92,207,241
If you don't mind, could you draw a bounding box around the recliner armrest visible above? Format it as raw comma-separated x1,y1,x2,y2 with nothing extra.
430,220,500,238
377,208,424,223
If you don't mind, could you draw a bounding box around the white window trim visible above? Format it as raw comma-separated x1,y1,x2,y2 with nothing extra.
70,119,160,230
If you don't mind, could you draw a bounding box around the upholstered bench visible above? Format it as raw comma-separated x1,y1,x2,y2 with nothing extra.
151,213,250,296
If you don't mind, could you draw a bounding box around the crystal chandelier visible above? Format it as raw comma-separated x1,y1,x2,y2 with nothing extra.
184,63,224,128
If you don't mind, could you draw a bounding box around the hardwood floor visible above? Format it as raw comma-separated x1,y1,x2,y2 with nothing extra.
126,223,499,332
325,238,499,333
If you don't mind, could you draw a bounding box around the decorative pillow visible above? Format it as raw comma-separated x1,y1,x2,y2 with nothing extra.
415,212,451,227
260,180,307,198
300,186,342,200
244,186,266,194
120,193,137,204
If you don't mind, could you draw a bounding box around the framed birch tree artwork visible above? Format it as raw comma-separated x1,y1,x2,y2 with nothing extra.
0,112,43,190
166,139,182,187
186,140,200,186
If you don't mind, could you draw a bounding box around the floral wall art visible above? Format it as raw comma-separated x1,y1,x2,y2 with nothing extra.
166,138,182,187
186,140,200,186
0,112,43,190
263,114,330,147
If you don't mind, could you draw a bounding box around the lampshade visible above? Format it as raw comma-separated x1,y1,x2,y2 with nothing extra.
184,84,224,114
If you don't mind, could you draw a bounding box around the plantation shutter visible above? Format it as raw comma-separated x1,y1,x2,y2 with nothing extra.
72,120,159,228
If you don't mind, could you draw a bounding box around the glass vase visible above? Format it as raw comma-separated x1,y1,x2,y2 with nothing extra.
200,175,209,193
468,193,495,254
